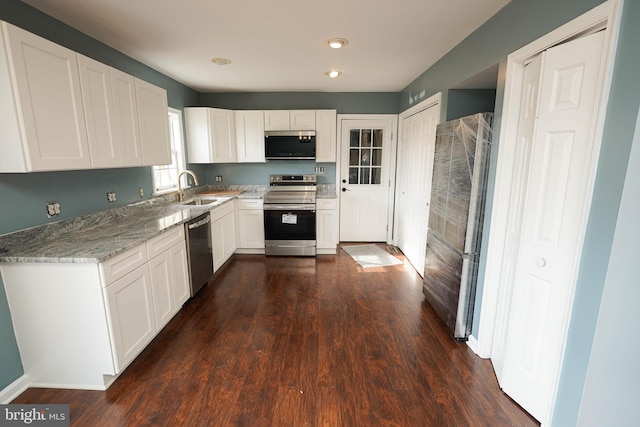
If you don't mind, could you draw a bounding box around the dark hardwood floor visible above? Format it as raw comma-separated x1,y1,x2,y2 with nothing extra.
13,245,538,426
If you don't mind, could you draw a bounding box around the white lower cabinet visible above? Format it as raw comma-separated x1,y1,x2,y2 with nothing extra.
316,198,339,254
104,264,156,372
0,226,189,390
211,201,237,272
236,199,265,253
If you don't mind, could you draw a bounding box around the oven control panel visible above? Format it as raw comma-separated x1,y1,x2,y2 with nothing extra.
269,174,316,186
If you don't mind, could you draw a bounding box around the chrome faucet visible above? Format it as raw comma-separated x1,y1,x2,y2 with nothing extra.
177,170,199,202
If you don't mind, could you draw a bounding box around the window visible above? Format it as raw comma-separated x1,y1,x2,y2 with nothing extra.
153,108,186,195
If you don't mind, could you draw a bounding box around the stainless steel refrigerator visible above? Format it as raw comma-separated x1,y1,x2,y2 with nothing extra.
423,113,493,340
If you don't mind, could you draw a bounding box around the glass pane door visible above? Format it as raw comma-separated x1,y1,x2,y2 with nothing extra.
348,128,384,185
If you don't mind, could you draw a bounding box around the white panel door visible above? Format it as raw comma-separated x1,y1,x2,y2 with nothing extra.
340,119,395,242
491,53,543,381
395,105,438,276
501,31,606,422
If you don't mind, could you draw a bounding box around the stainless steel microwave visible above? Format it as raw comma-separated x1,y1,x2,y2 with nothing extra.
264,130,316,160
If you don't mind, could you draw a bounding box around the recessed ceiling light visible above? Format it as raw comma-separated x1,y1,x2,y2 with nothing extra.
326,38,348,49
210,57,232,65
324,70,342,78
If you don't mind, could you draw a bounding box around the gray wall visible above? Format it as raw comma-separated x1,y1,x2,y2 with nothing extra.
575,106,640,427
398,0,638,425
199,92,400,114
205,162,336,186
446,89,496,121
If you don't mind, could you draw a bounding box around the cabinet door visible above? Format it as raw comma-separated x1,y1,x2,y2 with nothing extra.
290,110,316,130
210,108,237,163
3,22,91,171
104,265,156,372
317,209,339,250
222,211,237,261
185,107,212,163
110,68,142,166
135,78,171,165
264,110,290,130
315,110,337,162
237,209,265,249
148,251,175,330
212,211,238,271
236,110,265,162
211,216,225,272
170,241,190,307
77,55,120,168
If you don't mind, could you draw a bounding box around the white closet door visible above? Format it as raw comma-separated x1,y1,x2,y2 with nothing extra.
500,30,606,422
395,105,438,276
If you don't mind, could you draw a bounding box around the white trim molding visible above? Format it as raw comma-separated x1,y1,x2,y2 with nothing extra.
0,375,29,404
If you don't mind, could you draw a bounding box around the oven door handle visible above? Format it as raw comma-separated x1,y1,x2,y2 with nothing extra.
264,204,316,211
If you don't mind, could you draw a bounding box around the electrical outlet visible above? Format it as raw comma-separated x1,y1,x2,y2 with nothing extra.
45,202,60,218
315,165,325,174
107,192,116,203
215,175,223,182
139,187,144,198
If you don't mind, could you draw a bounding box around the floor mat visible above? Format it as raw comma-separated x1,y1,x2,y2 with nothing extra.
342,244,404,269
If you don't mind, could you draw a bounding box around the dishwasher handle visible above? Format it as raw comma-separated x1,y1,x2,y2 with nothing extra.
188,215,211,229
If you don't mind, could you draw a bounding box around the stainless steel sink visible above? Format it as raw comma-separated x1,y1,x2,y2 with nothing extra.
181,196,219,207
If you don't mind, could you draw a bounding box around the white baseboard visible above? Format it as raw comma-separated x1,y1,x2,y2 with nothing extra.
466,334,487,358
0,374,29,404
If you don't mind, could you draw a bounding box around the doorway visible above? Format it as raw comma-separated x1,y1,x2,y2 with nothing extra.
339,116,397,242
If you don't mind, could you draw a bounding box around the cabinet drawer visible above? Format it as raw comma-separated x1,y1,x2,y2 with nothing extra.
237,199,263,210
210,199,235,222
317,198,338,210
100,244,148,286
146,226,185,260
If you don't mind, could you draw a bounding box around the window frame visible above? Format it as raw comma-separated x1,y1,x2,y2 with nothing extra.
152,107,186,195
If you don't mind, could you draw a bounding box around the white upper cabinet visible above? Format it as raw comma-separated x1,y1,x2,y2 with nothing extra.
235,110,265,163
264,110,315,131
185,107,237,163
77,54,119,168
135,78,171,166
110,68,143,167
264,110,290,130
290,110,316,130
0,21,170,172
0,21,91,172
315,109,337,162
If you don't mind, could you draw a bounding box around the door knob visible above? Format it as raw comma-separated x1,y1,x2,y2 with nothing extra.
342,188,348,192
342,179,347,184
536,257,547,267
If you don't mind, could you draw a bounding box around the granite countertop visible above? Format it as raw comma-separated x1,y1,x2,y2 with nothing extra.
0,192,237,264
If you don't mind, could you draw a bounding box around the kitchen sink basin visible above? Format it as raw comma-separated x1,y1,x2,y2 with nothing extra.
181,196,220,207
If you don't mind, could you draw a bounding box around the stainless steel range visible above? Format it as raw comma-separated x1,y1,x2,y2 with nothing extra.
264,174,317,256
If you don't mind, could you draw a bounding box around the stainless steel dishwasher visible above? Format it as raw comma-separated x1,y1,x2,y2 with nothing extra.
185,212,213,296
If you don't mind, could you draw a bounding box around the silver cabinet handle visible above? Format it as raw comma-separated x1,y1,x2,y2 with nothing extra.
188,216,210,229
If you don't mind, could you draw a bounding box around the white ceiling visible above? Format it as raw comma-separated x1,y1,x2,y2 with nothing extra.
22,0,510,93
